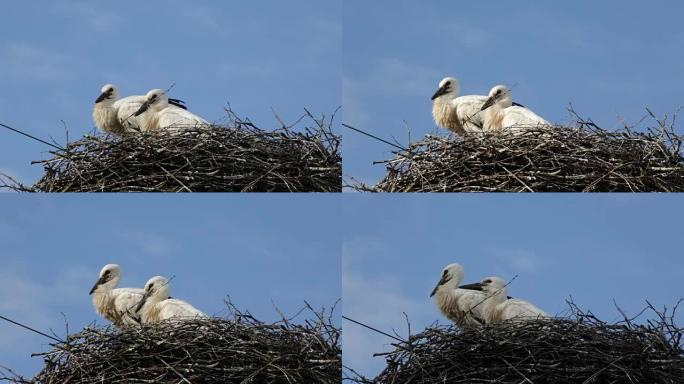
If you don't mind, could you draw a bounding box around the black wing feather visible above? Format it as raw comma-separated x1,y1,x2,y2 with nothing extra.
168,98,187,110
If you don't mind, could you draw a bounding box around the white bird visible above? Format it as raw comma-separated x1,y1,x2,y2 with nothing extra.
431,77,489,135
92,84,187,134
430,263,488,327
133,89,209,132
134,276,206,323
464,276,548,323
480,85,550,133
89,264,144,326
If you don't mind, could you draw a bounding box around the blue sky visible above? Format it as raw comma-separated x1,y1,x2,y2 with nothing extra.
343,195,684,378
0,195,341,378
0,1,340,186
343,0,684,185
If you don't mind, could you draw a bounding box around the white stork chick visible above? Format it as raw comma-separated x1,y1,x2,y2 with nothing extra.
430,263,488,327
480,85,550,133
93,84,188,134
89,264,144,326
466,276,548,323
92,84,142,134
134,276,206,323
431,77,488,135
133,89,209,132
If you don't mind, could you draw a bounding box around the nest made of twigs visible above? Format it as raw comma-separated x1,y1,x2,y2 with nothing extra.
353,121,684,192
351,304,684,384
6,303,340,384
5,109,341,192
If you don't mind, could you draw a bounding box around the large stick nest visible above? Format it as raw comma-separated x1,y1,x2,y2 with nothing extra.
5,303,341,384
351,303,684,384
7,109,341,192
353,114,684,192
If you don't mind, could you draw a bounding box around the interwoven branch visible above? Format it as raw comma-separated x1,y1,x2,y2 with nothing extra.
3,109,341,192
353,123,684,192
350,303,684,384
2,303,341,384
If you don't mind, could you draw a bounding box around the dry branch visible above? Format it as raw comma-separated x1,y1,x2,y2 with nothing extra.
3,303,341,384
3,109,341,192
353,117,684,192
351,303,684,384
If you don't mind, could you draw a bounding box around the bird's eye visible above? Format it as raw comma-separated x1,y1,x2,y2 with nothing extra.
484,279,491,283
442,270,449,276
445,81,451,86
495,90,501,95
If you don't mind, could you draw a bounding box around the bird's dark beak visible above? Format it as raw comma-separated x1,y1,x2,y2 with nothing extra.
95,91,109,104
89,275,108,295
480,96,496,111
430,274,451,297
459,282,484,291
134,291,150,313
134,101,151,117
431,85,449,101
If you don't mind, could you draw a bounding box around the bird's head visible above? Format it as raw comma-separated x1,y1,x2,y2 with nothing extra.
95,84,119,104
134,89,169,117
430,263,464,297
89,263,121,294
481,85,512,111
431,77,460,101
135,275,171,313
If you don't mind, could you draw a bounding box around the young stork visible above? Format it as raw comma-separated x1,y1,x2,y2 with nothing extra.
460,276,548,323
480,85,550,133
133,89,209,132
134,276,206,323
431,77,489,135
92,84,187,134
430,263,488,327
89,264,144,326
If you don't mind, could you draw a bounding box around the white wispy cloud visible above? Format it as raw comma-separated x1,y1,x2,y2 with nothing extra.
305,16,342,58
0,261,94,369
342,236,431,378
486,247,549,277
57,2,122,33
342,77,371,129
513,8,596,51
0,42,74,81
343,271,424,377
117,231,177,258
437,20,492,51
343,58,439,129
183,4,222,32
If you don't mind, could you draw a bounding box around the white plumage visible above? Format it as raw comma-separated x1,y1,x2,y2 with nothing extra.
89,264,144,326
135,276,206,323
92,84,188,134
480,85,550,133
430,263,488,327
92,84,143,134
134,89,209,132
471,276,548,323
431,77,488,135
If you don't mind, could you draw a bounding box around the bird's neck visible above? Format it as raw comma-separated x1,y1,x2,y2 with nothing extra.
92,289,115,315
432,102,464,133
482,104,505,131
487,288,507,304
